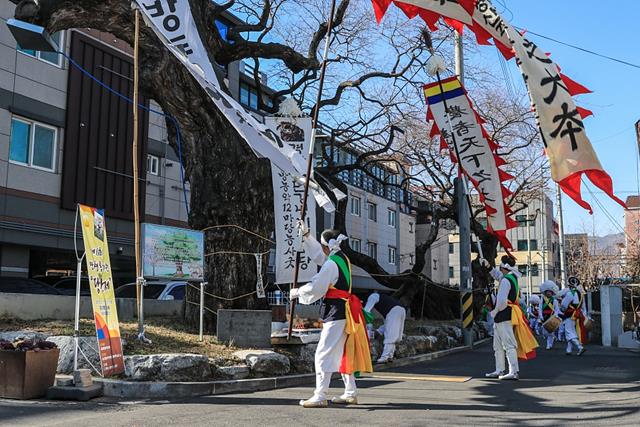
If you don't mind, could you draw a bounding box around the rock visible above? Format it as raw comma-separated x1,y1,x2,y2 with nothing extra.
446,336,458,348
0,330,48,342
274,344,316,374
416,325,440,337
124,354,213,381
216,365,250,380
394,335,439,359
46,336,102,374
233,349,290,377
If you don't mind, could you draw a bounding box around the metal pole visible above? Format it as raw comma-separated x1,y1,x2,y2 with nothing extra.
199,282,205,342
132,9,145,341
454,30,472,348
526,205,532,301
454,31,464,81
556,184,568,288
541,194,547,282
73,255,85,371
288,0,337,340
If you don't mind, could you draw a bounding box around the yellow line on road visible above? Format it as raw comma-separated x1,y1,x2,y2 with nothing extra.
363,373,472,383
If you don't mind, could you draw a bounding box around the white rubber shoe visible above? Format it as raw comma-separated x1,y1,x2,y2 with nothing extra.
299,399,328,408
498,372,519,381
331,396,358,405
484,370,504,378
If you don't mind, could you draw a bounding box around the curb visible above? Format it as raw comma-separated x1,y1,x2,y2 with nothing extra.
94,338,491,399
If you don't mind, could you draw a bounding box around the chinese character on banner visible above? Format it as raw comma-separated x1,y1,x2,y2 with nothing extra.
265,117,317,284
424,77,517,249
78,204,124,376
370,0,626,212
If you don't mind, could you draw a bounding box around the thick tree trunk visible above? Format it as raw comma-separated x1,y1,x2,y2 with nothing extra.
15,0,273,332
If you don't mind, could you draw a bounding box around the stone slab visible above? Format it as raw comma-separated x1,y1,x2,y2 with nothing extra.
217,309,272,348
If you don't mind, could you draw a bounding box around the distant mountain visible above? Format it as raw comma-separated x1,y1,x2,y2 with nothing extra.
595,233,625,253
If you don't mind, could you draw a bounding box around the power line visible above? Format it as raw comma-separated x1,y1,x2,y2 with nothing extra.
516,27,640,70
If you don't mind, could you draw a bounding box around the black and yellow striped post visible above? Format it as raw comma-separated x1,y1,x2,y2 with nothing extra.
462,291,473,330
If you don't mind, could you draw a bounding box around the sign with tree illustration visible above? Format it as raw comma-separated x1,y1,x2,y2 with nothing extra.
141,223,204,280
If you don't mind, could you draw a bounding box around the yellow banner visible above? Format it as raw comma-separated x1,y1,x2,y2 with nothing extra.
79,204,124,376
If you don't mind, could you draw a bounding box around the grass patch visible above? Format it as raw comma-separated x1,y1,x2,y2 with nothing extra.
0,317,238,362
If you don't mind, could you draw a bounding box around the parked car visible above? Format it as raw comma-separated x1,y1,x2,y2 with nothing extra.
115,280,186,300
0,277,62,295
51,277,92,296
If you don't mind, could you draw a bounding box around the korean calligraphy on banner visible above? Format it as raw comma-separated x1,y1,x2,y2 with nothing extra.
424,77,517,249
135,0,306,177
265,117,317,284
370,0,625,212
78,204,124,377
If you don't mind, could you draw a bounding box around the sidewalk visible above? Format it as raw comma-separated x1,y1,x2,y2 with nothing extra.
92,338,491,399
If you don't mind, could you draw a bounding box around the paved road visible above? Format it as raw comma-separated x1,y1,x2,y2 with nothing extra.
2,343,639,426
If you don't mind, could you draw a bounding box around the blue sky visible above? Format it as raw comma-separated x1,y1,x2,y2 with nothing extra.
484,1,639,235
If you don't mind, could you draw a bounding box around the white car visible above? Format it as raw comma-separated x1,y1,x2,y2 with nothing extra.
115,280,186,300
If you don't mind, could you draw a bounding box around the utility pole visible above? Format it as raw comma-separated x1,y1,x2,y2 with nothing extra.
526,205,532,302
454,32,472,348
540,192,547,282
556,184,568,288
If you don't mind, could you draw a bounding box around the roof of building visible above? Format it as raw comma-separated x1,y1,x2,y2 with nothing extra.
626,195,640,209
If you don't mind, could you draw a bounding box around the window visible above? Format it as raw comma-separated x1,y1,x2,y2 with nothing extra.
433,259,438,270
239,83,258,109
518,265,527,275
449,266,454,278
9,117,57,171
530,239,538,251
367,242,377,260
168,284,185,300
531,264,539,277
147,154,159,176
350,196,361,216
449,243,454,254
351,238,361,253
516,214,534,227
517,240,528,251
18,31,64,67
367,202,377,222
409,222,414,233
388,209,397,227
388,246,397,264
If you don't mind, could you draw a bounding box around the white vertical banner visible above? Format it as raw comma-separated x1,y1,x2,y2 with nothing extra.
265,117,317,284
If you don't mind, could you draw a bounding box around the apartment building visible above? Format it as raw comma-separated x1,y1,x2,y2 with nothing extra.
448,193,561,293
315,146,417,290
0,1,267,283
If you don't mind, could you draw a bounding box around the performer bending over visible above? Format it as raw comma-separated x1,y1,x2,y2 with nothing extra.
560,276,588,356
364,292,406,363
290,226,372,408
538,280,561,350
480,255,538,380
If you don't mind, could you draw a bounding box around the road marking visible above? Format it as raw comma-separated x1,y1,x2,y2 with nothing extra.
362,373,472,383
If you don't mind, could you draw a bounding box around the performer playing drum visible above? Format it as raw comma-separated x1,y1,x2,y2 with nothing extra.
560,276,588,356
290,225,372,407
538,280,561,350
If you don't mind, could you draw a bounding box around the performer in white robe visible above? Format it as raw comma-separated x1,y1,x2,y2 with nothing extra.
527,294,541,335
560,277,588,356
480,255,526,381
290,226,371,407
537,280,561,350
364,292,406,363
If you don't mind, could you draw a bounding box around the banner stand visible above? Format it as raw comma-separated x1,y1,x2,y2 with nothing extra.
72,205,103,377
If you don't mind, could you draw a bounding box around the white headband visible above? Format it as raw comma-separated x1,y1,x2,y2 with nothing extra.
500,262,522,277
321,234,348,252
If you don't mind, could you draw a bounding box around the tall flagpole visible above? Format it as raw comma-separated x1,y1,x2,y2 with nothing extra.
288,0,338,340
